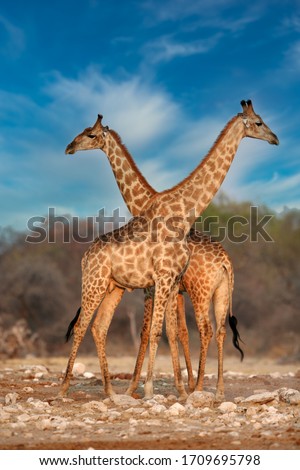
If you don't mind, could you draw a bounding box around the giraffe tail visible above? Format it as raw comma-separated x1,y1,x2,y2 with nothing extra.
65,306,81,342
224,260,244,362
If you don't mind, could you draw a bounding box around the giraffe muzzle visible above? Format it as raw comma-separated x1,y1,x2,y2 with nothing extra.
65,143,75,154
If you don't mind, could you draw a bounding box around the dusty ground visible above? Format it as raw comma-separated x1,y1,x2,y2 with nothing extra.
0,354,299,450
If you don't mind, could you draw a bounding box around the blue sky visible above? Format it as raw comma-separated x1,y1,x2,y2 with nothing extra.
1,0,300,230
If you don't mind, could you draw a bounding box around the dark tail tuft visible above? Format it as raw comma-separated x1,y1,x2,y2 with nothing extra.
65,307,81,342
228,315,244,361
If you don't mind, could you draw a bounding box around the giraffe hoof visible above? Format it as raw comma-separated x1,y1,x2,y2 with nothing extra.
125,387,134,396
178,391,188,402
58,387,68,398
144,382,154,399
215,391,225,402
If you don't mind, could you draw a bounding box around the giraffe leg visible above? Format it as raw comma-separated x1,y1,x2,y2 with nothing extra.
91,286,125,396
177,292,195,392
125,287,154,396
190,290,213,392
143,281,169,399
165,288,187,400
60,288,108,396
213,276,229,401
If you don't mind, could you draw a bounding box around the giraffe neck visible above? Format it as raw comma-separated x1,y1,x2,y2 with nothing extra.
148,115,245,232
104,130,156,216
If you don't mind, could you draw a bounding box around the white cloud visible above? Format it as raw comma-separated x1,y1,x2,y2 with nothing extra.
0,15,25,58
45,67,180,150
143,33,222,63
142,0,236,23
283,40,300,74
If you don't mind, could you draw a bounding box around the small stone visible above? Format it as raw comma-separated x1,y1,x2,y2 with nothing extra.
234,396,244,404
83,372,95,379
278,388,300,405
107,411,122,421
253,422,262,430
186,391,215,408
165,402,186,417
124,407,146,415
246,406,259,417
17,414,31,422
27,398,51,410
218,402,237,413
0,410,10,420
110,394,141,407
270,372,282,379
82,401,108,413
72,363,86,376
5,393,20,405
129,418,138,426
22,387,34,393
241,391,278,405
166,394,177,402
149,404,167,414
170,402,186,413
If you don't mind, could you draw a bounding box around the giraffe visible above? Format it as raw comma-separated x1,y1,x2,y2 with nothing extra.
66,117,244,399
62,100,278,399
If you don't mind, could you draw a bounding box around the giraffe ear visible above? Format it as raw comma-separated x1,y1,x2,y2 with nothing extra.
243,118,250,128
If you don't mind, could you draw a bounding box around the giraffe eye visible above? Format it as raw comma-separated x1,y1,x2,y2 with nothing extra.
256,122,262,127
88,134,96,138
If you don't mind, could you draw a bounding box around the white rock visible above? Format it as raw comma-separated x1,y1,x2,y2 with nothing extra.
278,388,300,405
82,401,108,413
72,362,86,376
149,404,167,414
124,407,146,415
165,402,186,417
5,393,20,405
186,391,215,408
110,394,141,407
246,406,259,417
129,418,138,426
234,396,244,404
253,422,262,430
27,398,51,410
218,402,237,413
107,411,122,421
0,410,10,420
36,418,53,430
22,387,34,393
83,372,95,379
152,394,167,403
3,405,22,414
166,394,177,402
17,413,31,422
241,391,278,405
170,402,186,413
270,372,282,379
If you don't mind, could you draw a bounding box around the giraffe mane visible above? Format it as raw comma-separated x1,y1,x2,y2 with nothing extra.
160,114,239,195
109,130,157,195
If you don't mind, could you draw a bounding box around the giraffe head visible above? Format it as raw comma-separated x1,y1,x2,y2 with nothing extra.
239,100,279,145
65,115,109,155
